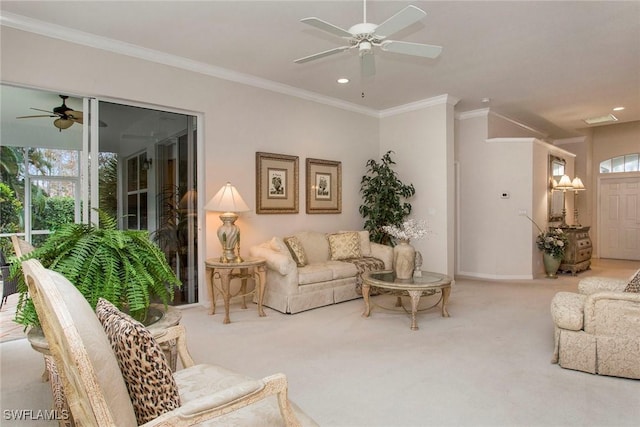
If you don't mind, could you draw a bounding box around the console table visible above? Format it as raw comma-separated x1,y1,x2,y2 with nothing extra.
559,226,592,275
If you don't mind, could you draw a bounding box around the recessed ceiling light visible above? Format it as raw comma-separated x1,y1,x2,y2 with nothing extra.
613,106,625,111
584,114,618,125
337,78,349,84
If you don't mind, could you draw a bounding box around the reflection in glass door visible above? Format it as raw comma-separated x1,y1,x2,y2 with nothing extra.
97,101,198,305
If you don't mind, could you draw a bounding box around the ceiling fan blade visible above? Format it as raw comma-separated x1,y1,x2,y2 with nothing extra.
361,52,376,77
17,114,56,119
300,17,353,38
66,110,83,124
294,46,351,64
374,5,426,39
30,107,60,115
380,40,443,58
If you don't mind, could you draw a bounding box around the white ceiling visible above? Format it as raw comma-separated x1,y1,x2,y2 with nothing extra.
1,0,639,139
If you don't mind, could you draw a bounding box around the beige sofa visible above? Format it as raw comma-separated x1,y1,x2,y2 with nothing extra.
550,269,640,379
249,230,393,314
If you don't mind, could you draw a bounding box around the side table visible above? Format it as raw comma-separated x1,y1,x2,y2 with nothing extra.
205,257,267,324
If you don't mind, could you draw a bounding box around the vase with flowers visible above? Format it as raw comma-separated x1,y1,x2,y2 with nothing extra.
382,219,430,279
525,215,569,278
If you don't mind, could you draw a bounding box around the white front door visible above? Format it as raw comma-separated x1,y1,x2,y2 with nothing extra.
599,176,640,260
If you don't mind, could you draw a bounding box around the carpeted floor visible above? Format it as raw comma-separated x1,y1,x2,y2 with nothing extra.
1,258,639,426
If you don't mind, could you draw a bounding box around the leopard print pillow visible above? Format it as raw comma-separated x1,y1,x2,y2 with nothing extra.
624,269,640,293
96,299,180,424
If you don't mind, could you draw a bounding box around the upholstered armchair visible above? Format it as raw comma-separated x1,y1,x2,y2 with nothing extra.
21,259,317,426
550,269,640,379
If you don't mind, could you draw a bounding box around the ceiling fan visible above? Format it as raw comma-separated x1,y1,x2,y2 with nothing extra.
16,95,106,131
294,0,443,77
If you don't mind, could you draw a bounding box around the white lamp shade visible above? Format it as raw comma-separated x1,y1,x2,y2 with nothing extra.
556,174,573,190
204,182,250,213
571,177,585,191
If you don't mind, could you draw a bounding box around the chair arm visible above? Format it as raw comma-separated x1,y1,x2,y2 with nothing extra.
143,373,301,427
155,325,195,369
583,291,640,336
578,277,628,294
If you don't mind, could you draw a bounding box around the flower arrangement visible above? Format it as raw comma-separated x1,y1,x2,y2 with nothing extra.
536,228,568,259
382,219,430,242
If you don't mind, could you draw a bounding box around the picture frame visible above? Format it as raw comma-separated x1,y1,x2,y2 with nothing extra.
256,152,299,214
306,158,342,214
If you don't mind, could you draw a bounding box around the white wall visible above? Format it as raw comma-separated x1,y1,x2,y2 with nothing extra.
379,98,457,277
1,27,380,304
456,110,576,279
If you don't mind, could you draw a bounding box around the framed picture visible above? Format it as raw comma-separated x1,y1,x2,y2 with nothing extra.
256,152,299,214
306,158,342,214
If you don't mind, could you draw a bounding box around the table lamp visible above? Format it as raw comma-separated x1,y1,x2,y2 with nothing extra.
555,174,573,227
571,176,586,227
204,182,250,263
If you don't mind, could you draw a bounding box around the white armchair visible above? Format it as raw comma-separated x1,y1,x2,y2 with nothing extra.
21,259,317,426
550,269,640,379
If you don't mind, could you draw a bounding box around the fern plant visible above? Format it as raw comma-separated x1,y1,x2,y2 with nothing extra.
12,210,181,328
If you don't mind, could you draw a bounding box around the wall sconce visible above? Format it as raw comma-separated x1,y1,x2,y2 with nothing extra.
142,158,153,171
555,174,573,227
204,182,250,263
571,176,586,227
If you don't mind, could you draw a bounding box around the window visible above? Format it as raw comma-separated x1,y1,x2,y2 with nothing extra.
600,153,639,173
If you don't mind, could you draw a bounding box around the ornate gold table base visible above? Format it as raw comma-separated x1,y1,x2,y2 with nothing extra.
205,257,267,324
362,270,452,331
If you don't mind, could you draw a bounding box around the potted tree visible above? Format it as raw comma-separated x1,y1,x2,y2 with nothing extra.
359,151,416,245
12,209,181,327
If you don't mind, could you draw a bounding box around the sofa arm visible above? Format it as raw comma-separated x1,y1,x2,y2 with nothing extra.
370,242,393,270
249,245,297,276
583,291,640,337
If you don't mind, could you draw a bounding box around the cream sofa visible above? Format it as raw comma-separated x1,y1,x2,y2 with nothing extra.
249,230,393,314
550,269,640,379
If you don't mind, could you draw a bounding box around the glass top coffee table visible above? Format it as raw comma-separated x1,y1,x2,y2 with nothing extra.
362,270,452,331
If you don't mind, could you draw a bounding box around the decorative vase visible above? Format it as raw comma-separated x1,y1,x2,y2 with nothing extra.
393,239,416,280
543,252,562,279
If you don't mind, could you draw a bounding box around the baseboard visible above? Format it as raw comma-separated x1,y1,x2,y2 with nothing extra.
456,271,534,281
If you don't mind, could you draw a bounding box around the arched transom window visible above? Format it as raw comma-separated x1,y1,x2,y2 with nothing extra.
600,153,639,173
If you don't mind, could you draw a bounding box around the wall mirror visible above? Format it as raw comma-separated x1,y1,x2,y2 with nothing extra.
548,155,566,222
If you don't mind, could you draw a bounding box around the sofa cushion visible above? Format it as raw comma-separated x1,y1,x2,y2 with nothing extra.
624,269,640,293
328,232,362,260
284,236,308,267
297,264,334,285
295,231,330,264
326,260,359,280
96,299,181,425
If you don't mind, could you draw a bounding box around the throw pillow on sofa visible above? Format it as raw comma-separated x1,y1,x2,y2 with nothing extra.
624,269,640,293
284,236,308,267
328,232,362,260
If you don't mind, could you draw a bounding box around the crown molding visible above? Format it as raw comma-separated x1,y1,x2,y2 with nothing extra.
456,108,489,120
379,94,460,118
0,12,379,118
552,136,587,145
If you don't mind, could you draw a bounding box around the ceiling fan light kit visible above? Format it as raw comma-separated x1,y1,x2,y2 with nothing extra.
294,1,443,77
